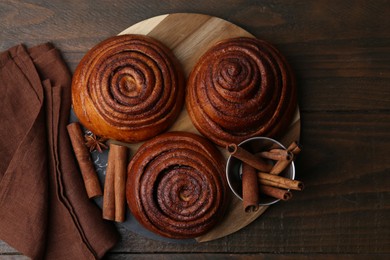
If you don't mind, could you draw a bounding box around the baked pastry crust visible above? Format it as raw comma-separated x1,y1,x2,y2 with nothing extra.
186,37,297,147
126,132,228,239
72,34,185,142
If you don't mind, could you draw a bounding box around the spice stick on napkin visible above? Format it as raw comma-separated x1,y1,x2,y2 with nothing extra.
0,43,119,259
67,122,103,199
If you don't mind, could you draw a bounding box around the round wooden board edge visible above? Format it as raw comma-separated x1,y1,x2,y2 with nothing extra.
116,12,301,243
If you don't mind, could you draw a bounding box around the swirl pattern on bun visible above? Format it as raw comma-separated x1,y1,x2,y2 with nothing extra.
126,132,227,239
72,34,184,142
186,37,297,147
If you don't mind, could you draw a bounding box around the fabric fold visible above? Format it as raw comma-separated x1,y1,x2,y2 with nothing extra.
0,43,119,259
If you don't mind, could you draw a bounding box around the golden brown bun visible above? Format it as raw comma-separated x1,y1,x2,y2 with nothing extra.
186,37,297,147
72,34,185,142
126,132,228,239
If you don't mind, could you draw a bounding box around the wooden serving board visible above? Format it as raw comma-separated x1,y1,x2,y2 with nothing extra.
115,13,301,242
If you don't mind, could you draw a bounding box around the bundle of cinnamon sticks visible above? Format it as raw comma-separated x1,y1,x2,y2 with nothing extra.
227,141,303,213
67,122,129,222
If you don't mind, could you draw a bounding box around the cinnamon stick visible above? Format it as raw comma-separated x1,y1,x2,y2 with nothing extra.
103,143,116,221
103,143,129,222
241,163,260,213
114,144,128,222
269,141,301,158
269,141,301,175
287,141,302,155
269,153,293,175
227,143,273,172
67,122,102,199
258,185,292,201
258,172,304,191
259,149,292,161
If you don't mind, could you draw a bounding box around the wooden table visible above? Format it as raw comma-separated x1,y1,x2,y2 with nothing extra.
1,0,389,258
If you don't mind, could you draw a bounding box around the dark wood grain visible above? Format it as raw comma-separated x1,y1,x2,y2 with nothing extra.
104,253,390,259
0,0,389,257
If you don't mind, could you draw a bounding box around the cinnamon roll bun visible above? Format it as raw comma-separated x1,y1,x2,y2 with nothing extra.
126,132,228,239
72,34,185,142
186,37,297,147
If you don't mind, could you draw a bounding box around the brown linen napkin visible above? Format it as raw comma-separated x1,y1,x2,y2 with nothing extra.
0,43,119,259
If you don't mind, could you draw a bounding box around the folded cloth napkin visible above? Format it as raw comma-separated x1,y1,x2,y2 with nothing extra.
0,43,119,259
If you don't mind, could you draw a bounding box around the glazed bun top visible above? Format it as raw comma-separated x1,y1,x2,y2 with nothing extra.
186,37,297,147
72,34,185,142
126,131,228,239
